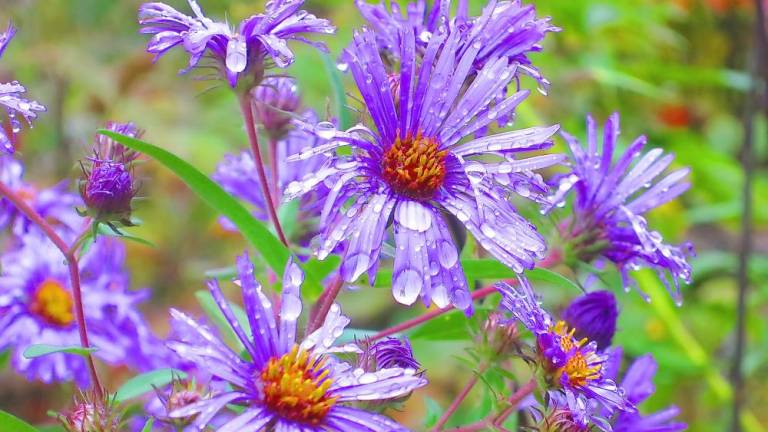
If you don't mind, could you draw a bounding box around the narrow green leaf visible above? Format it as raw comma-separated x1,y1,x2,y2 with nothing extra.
373,259,581,293
423,397,442,428
100,130,288,272
463,260,581,292
195,290,250,352
336,328,378,344
140,418,154,432
321,53,351,130
277,200,301,241
0,410,39,432
23,344,97,359
409,310,472,341
114,368,187,403
303,255,342,283
98,130,325,294
96,224,156,247
204,266,237,280
0,350,10,370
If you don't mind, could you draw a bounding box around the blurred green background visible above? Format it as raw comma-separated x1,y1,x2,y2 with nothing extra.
0,0,765,430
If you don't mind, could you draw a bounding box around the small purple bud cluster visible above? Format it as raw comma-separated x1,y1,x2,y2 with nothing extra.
80,122,140,225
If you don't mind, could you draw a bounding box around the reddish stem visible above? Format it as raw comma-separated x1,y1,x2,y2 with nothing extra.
238,94,289,247
433,364,488,431
370,286,497,341
0,181,103,398
447,378,537,432
307,274,344,333
268,136,280,209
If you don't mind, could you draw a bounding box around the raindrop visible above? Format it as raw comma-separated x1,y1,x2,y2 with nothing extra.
393,269,422,305
315,121,337,140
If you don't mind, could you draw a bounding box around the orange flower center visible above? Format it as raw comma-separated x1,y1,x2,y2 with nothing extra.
549,321,602,388
260,345,337,425
559,351,602,388
29,279,74,327
381,132,447,200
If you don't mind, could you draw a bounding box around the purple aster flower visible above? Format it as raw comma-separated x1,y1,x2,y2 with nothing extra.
138,0,335,88
0,23,46,153
352,0,558,88
133,380,233,432
284,26,562,312
605,348,687,432
252,76,302,139
562,290,618,350
496,279,633,417
0,154,83,236
548,113,694,305
0,232,159,387
80,122,141,225
361,336,421,371
214,111,328,244
165,254,427,431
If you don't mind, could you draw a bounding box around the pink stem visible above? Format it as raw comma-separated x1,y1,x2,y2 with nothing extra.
433,365,488,431
307,274,344,333
238,94,289,247
447,378,537,432
268,136,280,209
370,286,497,341
0,181,103,398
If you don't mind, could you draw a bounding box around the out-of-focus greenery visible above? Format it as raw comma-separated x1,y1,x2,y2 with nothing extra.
0,0,765,431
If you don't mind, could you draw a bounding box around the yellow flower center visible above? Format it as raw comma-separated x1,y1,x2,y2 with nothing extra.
260,345,337,425
381,132,447,200
30,279,74,327
549,321,602,388
558,350,602,388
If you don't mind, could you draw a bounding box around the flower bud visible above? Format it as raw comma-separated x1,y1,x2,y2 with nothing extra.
60,391,120,432
79,122,140,225
251,76,301,139
360,336,421,371
562,290,618,350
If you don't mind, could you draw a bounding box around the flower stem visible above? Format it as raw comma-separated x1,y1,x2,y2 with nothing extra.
307,274,344,333
238,94,289,247
0,181,103,398
432,364,488,431
447,378,536,432
370,286,497,341
731,1,766,430
268,136,280,209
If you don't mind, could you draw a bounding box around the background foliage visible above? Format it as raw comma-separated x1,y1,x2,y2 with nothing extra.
0,0,764,430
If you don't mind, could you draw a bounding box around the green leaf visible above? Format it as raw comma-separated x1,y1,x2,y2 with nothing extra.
277,200,301,241
100,130,288,271
195,290,251,352
114,368,187,403
23,344,98,359
0,350,9,370
140,418,154,432
321,53,352,130
99,130,325,294
373,259,581,292
204,266,237,280
423,397,442,428
336,328,378,344
409,310,473,341
303,255,342,283
0,410,39,432
96,224,156,247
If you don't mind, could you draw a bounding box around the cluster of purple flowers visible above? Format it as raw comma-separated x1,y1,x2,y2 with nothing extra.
0,0,697,431
0,121,172,388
